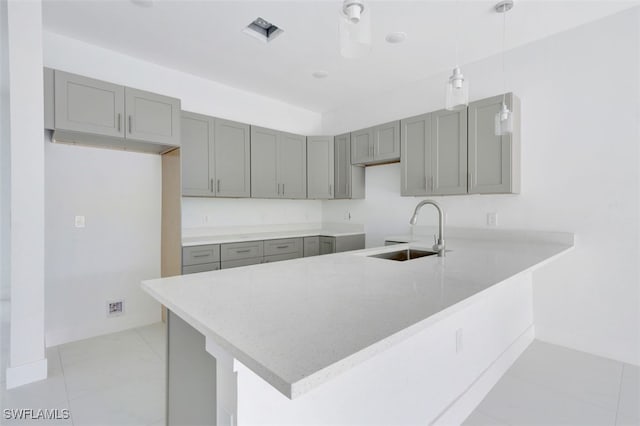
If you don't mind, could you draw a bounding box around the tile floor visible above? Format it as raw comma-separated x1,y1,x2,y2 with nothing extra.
0,310,638,426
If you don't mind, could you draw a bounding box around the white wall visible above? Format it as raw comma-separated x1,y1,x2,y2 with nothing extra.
0,0,10,302
322,9,640,365
42,32,324,345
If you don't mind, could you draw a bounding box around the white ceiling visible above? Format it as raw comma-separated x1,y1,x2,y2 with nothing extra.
42,0,639,113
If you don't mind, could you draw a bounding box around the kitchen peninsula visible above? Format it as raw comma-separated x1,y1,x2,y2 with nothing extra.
142,230,574,426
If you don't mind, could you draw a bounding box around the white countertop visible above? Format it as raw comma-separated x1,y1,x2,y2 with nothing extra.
142,234,573,399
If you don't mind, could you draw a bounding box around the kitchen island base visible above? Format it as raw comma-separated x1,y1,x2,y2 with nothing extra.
167,271,535,426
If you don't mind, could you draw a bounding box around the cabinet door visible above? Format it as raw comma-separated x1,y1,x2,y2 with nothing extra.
468,93,519,194
277,132,307,199
303,237,320,257
214,118,250,197
54,70,125,138
334,234,366,253
125,87,180,146
334,133,351,199
251,126,279,198
432,109,467,195
182,262,220,275
319,237,336,255
181,112,214,197
374,121,400,162
401,113,431,196
350,128,374,165
307,136,334,199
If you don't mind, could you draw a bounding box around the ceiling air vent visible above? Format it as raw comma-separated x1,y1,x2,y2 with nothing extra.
243,17,284,43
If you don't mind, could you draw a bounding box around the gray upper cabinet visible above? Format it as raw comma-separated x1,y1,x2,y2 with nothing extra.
401,109,467,196
125,87,180,146
307,136,334,199
251,127,306,199
401,113,431,196
468,93,520,194
351,121,400,166
181,112,214,197
334,133,365,199
182,113,251,198
251,126,279,198
432,109,467,195
46,68,180,154
278,132,307,199
214,118,251,197
54,70,125,138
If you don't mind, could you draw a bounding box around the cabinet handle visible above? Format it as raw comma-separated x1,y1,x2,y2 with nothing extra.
117,113,121,132
217,179,220,193
276,245,289,249
282,183,285,196
210,179,214,193
468,172,472,189
128,115,132,134
425,176,428,190
192,254,210,258
235,249,251,254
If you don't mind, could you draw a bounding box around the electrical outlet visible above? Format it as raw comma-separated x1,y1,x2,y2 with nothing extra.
344,211,352,221
456,328,463,354
203,215,209,224
487,212,498,227
107,300,125,317
74,215,85,228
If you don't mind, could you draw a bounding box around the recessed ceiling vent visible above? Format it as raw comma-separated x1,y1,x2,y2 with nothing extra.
243,17,284,43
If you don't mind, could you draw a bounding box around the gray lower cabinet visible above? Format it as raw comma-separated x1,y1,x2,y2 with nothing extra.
221,258,263,269
319,237,336,255
263,238,303,257
401,109,467,196
263,253,300,263
468,93,521,194
182,244,221,275
303,237,320,257
46,68,181,153
334,133,365,199
220,241,264,262
351,121,400,166
181,113,251,198
307,136,334,199
251,127,307,199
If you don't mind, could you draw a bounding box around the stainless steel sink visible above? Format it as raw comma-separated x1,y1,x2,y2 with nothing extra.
368,249,437,261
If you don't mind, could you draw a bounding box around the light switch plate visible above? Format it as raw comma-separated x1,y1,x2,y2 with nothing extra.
487,212,498,227
74,215,85,228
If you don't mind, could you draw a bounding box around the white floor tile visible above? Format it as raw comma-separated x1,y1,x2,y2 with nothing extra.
616,364,640,426
63,345,164,400
57,329,152,368
135,322,167,360
68,377,165,426
462,409,510,426
506,340,623,410
0,369,69,411
477,374,617,426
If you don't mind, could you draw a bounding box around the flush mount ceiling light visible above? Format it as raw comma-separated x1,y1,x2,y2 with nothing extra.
385,32,407,44
339,0,371,59
312,70,329,79
242,17,284,43
494,0,514,135
445,0,469,111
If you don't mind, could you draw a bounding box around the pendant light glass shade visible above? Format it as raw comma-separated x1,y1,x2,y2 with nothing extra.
494,102,513,135
445,66,469,111
339,0,371,59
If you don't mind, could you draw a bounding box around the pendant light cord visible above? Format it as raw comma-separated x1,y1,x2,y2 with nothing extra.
501,4,507,105
455,0,460,66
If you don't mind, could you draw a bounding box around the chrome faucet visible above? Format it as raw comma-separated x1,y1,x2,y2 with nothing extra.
409,199,445,257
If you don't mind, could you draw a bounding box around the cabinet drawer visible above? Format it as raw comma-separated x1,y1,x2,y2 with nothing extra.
303,236,320,257
263,238,303,257
182,245,220,266
221,241,263,261
263,252,300,263
182,262,220,275
319,236,336,255
221,257,263,269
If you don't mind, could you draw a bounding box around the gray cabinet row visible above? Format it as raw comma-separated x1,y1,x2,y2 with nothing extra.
44,68,181,154
181,234,365,273
401,93,520,196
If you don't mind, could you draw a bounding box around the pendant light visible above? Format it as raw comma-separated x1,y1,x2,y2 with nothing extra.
445,0,468,111
339,0,371,59
495,0,514,135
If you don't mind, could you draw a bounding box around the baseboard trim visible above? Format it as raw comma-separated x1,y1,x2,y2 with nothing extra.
6,357,48,389
431,325,535,426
